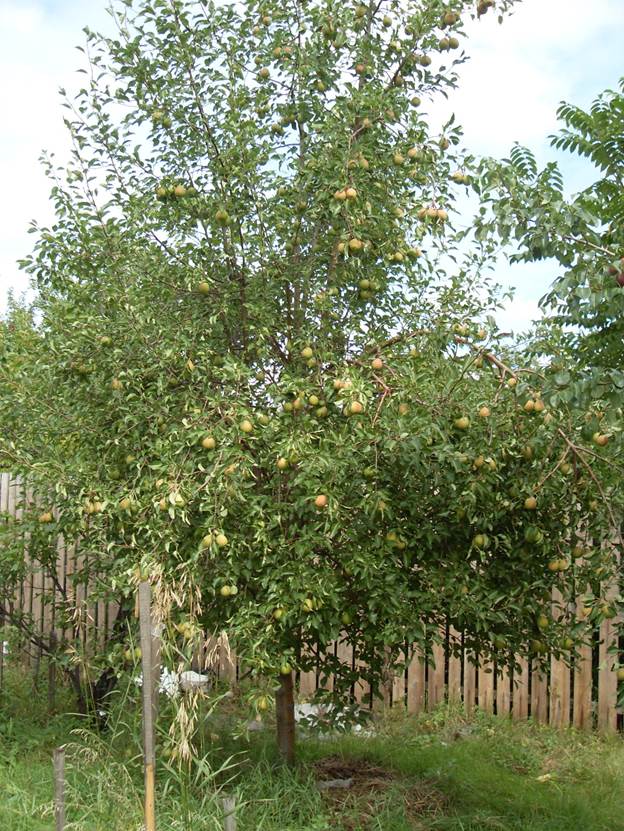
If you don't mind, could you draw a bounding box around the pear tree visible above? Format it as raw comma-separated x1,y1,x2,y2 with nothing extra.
1,0,620,763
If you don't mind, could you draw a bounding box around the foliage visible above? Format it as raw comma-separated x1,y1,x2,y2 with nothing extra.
475,77,624,408
0,0,621,755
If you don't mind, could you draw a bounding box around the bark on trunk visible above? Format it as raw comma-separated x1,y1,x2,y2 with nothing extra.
275,672,296,765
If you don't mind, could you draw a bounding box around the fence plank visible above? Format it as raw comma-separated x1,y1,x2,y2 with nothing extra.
353,646,370,707
597,620,618,732
299,670,317,698
319,643,335,693
597,538,621,733
447,628,462,703
28,489,40,670
218,634,236,683
549,656,570,728
464,651,477,715
530,664,548,724
512,658,529,721
392,647,406,707
407,645,425,715
354,675,370,708
12,478,25,641
427,640,445,710
550,588,570,728
0,474,8,509
478,656,494,713
336,636,353,695
573,594,594,730
496,663,511,717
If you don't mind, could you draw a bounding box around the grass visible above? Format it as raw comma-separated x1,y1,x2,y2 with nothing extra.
1,668,623,830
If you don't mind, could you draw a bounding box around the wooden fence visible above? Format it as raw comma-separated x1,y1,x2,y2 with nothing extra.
0,473,120,676
0,473,622,731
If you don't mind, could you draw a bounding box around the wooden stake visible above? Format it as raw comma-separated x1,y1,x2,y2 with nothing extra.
222,796,237,831
53,746,65,831
151,620,162,729
139,581,157,831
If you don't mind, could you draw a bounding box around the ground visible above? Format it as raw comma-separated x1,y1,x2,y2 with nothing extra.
0,669,623,830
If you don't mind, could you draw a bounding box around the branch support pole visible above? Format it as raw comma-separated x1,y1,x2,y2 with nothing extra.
139,581,157,831
53,746,65,831
222,796,237,831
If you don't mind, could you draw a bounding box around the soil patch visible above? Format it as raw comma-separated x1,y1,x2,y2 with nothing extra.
312,756,449,830
313,756,393,787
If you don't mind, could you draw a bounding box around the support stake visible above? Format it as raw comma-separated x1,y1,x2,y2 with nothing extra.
222,796,237,831
53,746,65,831
139,581,157,831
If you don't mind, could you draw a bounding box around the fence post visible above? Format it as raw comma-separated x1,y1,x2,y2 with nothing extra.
222,796,237,831
139,581,157,831
53,746,66,831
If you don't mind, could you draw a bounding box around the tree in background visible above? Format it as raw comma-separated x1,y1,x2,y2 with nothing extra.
476,77,624,411
1,0,620,762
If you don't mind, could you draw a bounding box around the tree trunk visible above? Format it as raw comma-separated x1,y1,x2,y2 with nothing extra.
275,672,296,765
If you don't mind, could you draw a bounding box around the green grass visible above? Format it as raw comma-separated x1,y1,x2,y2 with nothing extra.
1,669,623,830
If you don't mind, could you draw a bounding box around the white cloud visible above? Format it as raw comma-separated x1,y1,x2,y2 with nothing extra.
449,0,624,160
497,295,541,336
0,0,114,309
0,3,44,33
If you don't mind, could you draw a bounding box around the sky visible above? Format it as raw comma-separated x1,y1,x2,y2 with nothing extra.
1,0,623,332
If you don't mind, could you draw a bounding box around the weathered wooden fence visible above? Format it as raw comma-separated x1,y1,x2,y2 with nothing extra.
0,473,120,673
1,473,621,731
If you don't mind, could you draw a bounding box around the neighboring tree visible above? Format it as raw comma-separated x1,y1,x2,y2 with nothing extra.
476,77,624,410
0,0,620,762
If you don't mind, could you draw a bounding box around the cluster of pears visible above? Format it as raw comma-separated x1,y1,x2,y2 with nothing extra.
299,345,318,369
281,383,329,418
439,35,460,50
333,186,358,201
333,377,365,416
523,395,546,414
547,557,570,573
418,205,449,223
337,237,370,256
357,277,382,301
451,171,470,185
216,583,238,598
155,182,195,202
151,108,172,128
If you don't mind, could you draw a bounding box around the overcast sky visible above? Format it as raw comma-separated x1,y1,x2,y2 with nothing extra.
1,0,623,332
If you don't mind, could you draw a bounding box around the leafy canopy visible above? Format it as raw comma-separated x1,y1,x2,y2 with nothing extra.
476,77,624,408
0,0,620,736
